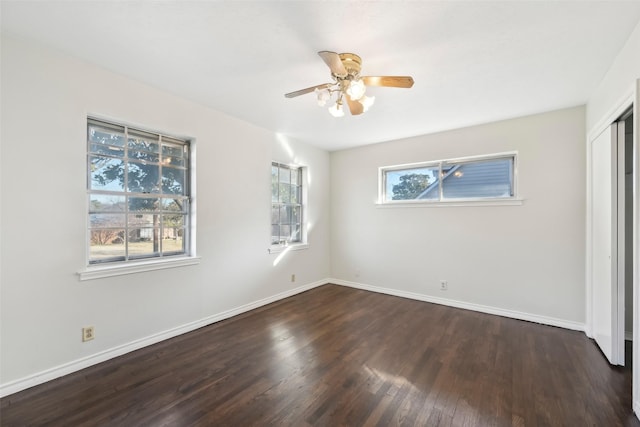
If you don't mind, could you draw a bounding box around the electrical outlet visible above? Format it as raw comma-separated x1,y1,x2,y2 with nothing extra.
440,280,448,291
82,326,95,342
291,274,296,282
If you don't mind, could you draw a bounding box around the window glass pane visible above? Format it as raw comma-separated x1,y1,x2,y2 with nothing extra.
128,214,158,228
271,166,279,203
163,156,185,167
127,227,157,244
290,224,301,242
90,195,125,212
89,229,125,261
88,122,125,147
279,183,291,203
271,205,280,224
280,224,290,240
442,158,513,199
129,197,159,212
271,225,280,244
163,214,184,228
162,166,185,195
129,149,160,163
90,156,125,191
291,169,299,185
127,228,160,258
385,166,439,201
290,184,299,204
90,143,125,157
128,129,160,162
291,206,301,225
161,198,186,212
280,206,290,225
127,161,160,193
162,143,185,167
128,130,160,154
162,232,185,254
90,213,125,228
162,212,184,251
279,166,290,184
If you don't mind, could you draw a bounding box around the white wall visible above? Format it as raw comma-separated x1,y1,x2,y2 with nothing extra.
330,106,586,324
587,20,640,134
0,36,331,391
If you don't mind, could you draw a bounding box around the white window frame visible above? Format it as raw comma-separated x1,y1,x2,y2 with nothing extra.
269,162,308,254
78,117,199,280
378,152,523,207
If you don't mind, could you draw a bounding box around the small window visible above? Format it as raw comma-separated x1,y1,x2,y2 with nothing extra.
380,153,516,203
271,162,304,246
87,118,191,264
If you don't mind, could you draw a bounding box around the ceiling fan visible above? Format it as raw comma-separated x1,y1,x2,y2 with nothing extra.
285,51,414,117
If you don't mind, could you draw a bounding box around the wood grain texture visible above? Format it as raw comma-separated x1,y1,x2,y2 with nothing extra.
1,284,638,426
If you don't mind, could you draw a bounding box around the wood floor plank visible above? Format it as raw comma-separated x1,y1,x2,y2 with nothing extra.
1,284,638,426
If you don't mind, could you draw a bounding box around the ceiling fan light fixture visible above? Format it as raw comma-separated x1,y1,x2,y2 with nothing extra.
314,88,330,107
328,101,345,117
359,95,375,112
346,78,366,101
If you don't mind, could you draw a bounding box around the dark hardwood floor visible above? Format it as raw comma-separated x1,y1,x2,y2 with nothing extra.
1,284,638,426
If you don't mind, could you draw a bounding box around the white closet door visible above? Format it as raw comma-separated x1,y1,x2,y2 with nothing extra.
591,123,621,365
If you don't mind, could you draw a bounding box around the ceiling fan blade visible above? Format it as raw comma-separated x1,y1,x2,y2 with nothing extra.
344,96,364,116
362,76,414,88
285,83,332,98
318,51,347,77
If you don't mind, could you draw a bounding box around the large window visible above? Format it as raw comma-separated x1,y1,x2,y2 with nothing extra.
271,162,304,246
87,118,190,264
380,153,516,203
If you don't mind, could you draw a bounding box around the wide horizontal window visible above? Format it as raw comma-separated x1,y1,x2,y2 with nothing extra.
380,153,516,203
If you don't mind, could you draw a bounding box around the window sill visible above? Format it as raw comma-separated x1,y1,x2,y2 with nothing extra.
375,198,524,208
77,256,201,281
268,243,309,254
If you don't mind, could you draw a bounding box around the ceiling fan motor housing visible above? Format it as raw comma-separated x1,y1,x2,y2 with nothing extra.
337,53,362,79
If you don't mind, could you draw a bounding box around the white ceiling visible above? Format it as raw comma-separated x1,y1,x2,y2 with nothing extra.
2,1,640,151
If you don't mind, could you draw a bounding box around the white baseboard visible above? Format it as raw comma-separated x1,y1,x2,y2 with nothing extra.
634,400,640,421
0,279,327,398
1,278,588,397
330,279,585,332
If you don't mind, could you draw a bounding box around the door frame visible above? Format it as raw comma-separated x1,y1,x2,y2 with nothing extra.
585,82,638,410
